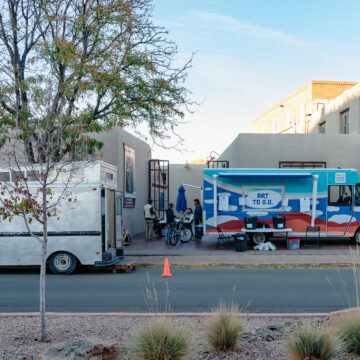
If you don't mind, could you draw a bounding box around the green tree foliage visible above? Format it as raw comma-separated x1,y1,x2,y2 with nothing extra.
0,0,193,163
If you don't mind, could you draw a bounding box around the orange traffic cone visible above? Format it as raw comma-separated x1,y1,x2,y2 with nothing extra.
161,257,173,277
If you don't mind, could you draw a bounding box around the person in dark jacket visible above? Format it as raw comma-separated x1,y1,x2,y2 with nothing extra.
193,199,202,225
165,203,175,244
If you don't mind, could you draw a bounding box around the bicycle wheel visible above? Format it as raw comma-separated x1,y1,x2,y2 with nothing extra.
180,226,193,243
169,228,178,246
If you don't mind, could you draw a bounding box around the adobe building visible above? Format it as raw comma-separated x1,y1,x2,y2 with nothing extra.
218,133,360,170
309,83,360,135
94,128,151,236
252,80,358,134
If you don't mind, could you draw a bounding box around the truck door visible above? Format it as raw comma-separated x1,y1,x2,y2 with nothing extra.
327,184,353,236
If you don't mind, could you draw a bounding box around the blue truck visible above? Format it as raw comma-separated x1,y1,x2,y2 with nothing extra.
203,168,360,244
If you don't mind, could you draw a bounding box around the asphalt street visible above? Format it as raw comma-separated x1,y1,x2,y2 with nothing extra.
0,268,358,313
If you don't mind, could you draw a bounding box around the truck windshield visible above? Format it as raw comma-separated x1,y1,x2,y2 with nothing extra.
356,184,360,205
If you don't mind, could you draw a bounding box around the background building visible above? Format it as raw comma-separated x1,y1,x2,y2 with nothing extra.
252,80,358,134
309,83,360,135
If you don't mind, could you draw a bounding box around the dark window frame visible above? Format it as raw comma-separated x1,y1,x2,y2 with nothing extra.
340,109,350,134
328,185,353,206
279,161,326,168
319,121,326,134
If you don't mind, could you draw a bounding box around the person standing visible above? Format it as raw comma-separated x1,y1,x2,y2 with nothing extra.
194,199,203,239
165,203,175,244
144,199,156,241
193,199,202,225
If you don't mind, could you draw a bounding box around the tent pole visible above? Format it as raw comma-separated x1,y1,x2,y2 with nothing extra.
311,175,318,227
213,175,218,228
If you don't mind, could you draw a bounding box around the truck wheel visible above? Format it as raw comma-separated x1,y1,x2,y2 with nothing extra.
49,252,77,275
355,231,360,244
252,232,266,244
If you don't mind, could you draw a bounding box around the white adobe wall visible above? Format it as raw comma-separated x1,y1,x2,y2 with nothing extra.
309,84,360,134
169,164,205,216
94,127,151,236
218,133,360,170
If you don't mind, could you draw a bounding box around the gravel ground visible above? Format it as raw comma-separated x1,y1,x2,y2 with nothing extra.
1,315,359,360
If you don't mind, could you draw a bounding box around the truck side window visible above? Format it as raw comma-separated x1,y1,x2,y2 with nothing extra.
328,185,353,206
355,184,360,205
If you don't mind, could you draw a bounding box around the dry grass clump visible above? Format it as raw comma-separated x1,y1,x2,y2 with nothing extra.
132,317,190,360
337,315,360,355
206,303,242,352
287,325,342,360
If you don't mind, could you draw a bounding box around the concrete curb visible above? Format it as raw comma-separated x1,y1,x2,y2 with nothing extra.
0,312,329,317
134,263,357,269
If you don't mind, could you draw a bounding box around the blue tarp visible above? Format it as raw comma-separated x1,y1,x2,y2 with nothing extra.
176,185,187,212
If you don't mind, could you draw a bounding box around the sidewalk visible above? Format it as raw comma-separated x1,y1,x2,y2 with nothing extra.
125,232,360,268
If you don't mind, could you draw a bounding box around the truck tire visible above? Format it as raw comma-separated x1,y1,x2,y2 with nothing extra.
49,252,77,275
252,232,266,244
355,231,360,244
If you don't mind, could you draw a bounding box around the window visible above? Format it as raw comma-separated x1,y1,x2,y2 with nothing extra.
340,109,349,134
279,161,326,168
115,196,122,215
355,184,360,205
0,172,10,182
286,111,295,133
319,121,326,134
106,172,114,181
317,103,325,111
11,170,24,182
328,185,353,206
27,170,40,181
272,118,279,133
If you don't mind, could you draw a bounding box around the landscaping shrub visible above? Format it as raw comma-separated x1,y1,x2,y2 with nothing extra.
132,317,190,360
287,325,342,360
206,303,242,351
337,315,360,355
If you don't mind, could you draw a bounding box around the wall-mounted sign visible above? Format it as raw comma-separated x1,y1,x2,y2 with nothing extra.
124,144,136,208
245,189,282,209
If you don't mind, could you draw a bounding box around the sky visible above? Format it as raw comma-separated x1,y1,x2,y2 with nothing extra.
130,0,360,163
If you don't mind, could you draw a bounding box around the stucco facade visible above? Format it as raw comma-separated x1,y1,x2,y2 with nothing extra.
168,164,205,216
252,80,358,134
218,133,360,170
309,83,360,135
94,128,152,236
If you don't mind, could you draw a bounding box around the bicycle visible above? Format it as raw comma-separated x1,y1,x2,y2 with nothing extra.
168,221,193,246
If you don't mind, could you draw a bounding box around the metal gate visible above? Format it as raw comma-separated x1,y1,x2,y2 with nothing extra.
148,160,169,220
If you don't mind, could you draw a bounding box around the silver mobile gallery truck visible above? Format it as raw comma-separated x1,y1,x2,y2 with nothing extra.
0,161,124,274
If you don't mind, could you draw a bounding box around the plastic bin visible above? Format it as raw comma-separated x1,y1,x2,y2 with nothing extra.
244,217,257,230
288,238,300,250
233,233,248,252
273,216,286,229
195,225,203,238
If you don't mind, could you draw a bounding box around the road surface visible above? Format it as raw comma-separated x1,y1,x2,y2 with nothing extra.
0,268,358,313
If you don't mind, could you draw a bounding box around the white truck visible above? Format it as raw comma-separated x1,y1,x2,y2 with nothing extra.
0,161,124,274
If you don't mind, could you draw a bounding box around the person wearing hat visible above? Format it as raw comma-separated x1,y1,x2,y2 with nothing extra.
144,199,156,241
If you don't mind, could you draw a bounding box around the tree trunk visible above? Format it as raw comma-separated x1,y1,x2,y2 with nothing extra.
40,196,48,342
